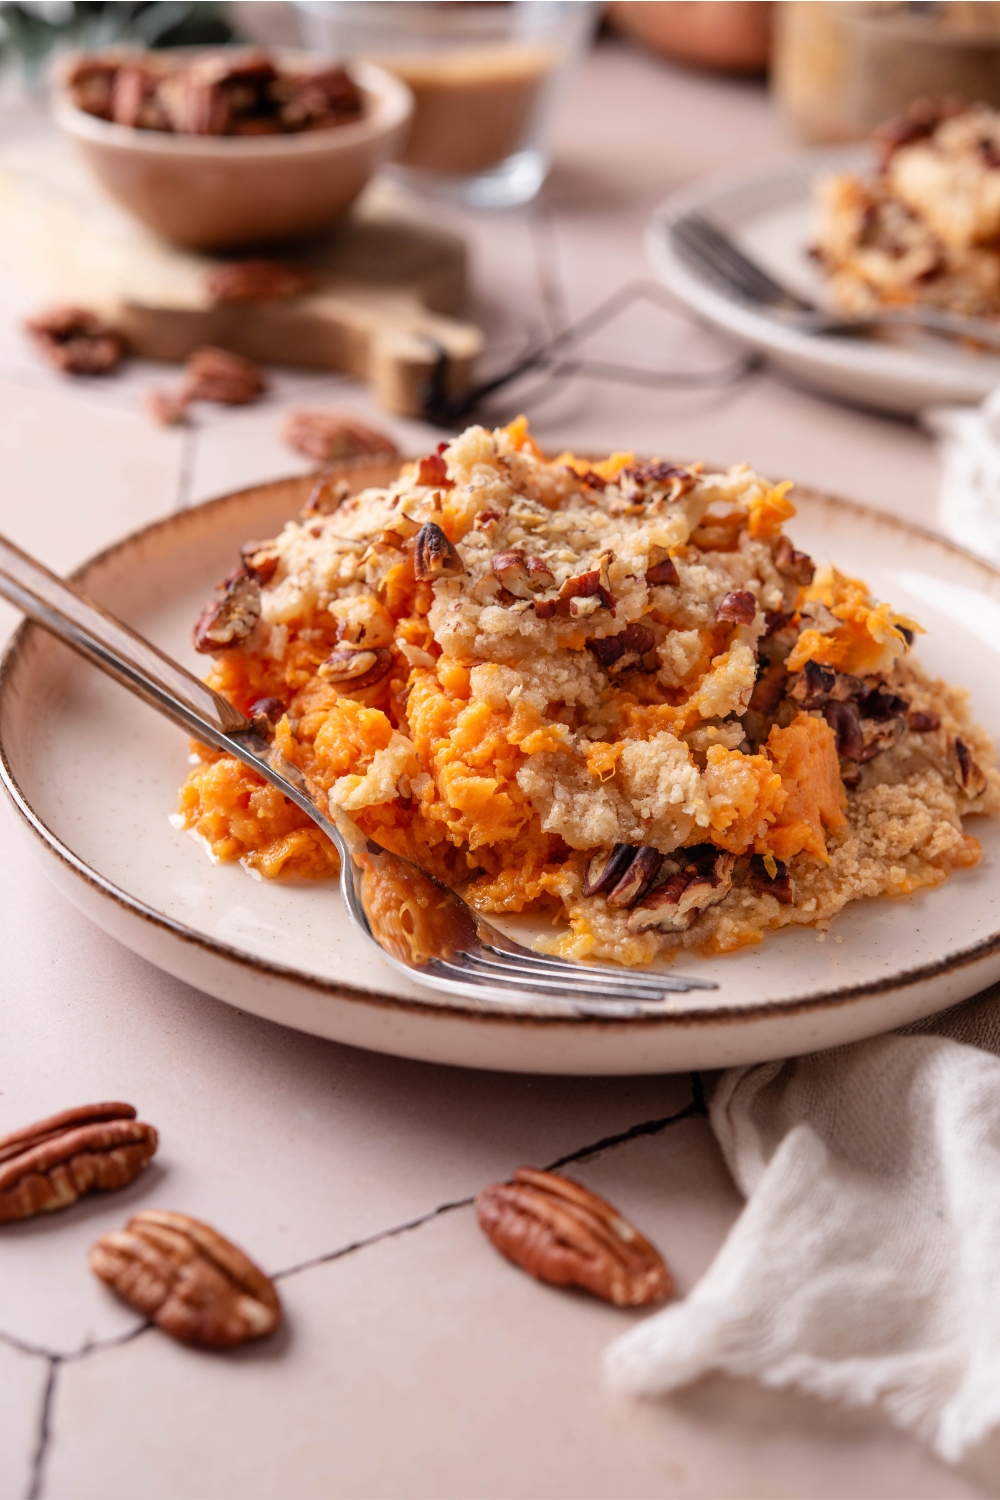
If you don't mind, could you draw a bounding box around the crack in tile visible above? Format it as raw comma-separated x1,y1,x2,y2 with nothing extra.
275,1087,701,1284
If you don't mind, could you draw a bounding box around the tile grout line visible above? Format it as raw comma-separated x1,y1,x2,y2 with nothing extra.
8,1081,707,1498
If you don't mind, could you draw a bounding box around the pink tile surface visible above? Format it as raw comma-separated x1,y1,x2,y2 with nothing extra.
0,30,978,1500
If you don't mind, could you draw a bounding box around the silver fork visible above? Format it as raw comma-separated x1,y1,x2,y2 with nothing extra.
670,212,1000,351
0,532,718,1012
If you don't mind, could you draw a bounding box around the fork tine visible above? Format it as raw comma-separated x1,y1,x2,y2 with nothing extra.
459,952,676,995
672,214,813,313
428,958,677,1003
477,941,718,991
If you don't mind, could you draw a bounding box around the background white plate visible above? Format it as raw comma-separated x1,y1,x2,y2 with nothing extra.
1,471,1000,1074
647,146,1000,419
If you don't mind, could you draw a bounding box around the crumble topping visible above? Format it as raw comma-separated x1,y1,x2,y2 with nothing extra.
178,419,1000,965
814,100,1000,320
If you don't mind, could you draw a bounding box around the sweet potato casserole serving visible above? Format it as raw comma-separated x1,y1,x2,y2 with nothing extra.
179,421,1000,967
815,99,1000,320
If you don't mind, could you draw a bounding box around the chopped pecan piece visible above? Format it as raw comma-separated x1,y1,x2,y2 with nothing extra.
953,737,988,796
626,848,735,933
606,845,663,908
475,1167,671,1308
192,568,261,653
301,473,352,517
857,715,907,762
318,646,393,688
89,1210,281,1349
645,547,679,587
559,552,615,612
239,539,280,585
25,306,125,376
788,660,835,707
872,97,964,170
0,1102,157,1222
773,535,815,585
473,509,503,531
716,590,757,625
859,686,909,719
745,854,793,904
413,522,464,582
583,843,638,898
908,709,941,733
490,551,534,599
822,700,865,761
207,261,315,304
624,461,696,499
586,622,655,674
533,597,559,618
247,696,285,738
282,410,398,464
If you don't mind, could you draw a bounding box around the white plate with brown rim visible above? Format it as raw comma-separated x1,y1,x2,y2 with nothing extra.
1,461,999,1075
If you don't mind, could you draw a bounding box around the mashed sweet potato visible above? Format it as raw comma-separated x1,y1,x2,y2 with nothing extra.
177,422,1000,964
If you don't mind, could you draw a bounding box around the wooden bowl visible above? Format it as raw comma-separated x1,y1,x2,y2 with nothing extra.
51,58,413,252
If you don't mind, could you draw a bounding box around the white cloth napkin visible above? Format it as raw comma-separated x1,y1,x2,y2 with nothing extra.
603,988,1000,1463
924,389,1000,564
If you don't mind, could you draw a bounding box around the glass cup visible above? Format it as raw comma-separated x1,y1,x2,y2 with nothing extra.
293,1,599,208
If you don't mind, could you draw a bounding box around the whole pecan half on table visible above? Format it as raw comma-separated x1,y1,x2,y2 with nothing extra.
0,1102,157,1222
90,1209,281,1349
476,1167,672,1307
25,306,125,376
282,410,399,464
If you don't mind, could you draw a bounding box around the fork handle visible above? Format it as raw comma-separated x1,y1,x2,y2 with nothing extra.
0,531,248,737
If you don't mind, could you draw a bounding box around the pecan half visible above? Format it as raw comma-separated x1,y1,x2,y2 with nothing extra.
282,410,399,464
773,535,815,585
583,843,638,898
25,306,125,376
475,1167,671,1308
953,737,988,796
789,660,834,707
715,590,757,625
0,1103,157,1222
606,845,663,908
89,1209,280,1349
413,522,463,582
184,346,266,405
908,709,941,733
745,853,793,904
207,260,315,304
318,646,393,688
192,568,261,653
627,848,735,933
586,622,655,674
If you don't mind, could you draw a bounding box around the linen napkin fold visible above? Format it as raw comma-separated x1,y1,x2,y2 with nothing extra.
603,986,1000,1463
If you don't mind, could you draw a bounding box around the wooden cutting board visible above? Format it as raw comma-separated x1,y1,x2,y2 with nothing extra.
0,136,484,416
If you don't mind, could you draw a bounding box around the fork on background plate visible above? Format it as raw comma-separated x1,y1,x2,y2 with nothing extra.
670,213,1000,351
0,532,718,1013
